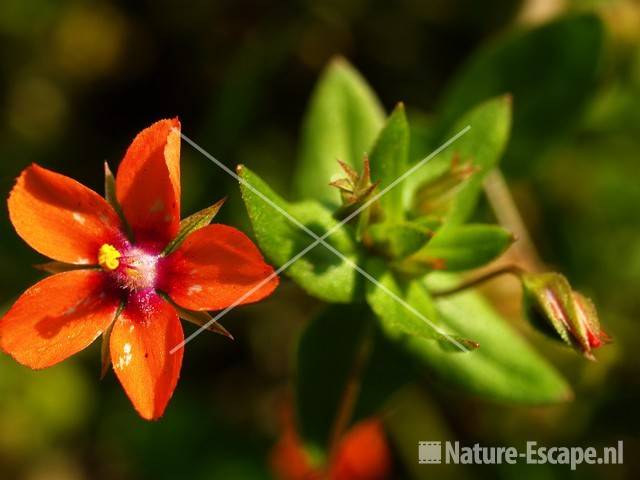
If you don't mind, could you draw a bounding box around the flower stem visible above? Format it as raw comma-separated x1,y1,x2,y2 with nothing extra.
483,169,543,271
326,322,374,470
430,265,525,298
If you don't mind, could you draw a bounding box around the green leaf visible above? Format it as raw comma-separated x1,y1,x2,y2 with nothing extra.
438,14,603,176
239,165,363,303
351,324,418,424
369,103,409,222
407,109,438,167
402,224,514,272
365,258,477,351
296,304,414,455
162,198,226,255
294,57,385,206
404,273,572,403
385,387,467,480
366,221,432,260
407,95,512,225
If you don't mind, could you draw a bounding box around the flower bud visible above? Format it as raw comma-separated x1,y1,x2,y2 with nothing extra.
521,272,610,360
412,153,476,215
330,157,379,221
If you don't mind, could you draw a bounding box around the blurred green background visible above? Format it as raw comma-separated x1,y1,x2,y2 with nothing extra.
0,0,638,478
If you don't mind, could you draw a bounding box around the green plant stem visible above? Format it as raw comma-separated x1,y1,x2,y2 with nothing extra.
483,169,543,271
431,265,525,298
326,323,374,472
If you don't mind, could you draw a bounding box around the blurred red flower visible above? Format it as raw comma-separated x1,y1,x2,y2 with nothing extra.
271,405,392,480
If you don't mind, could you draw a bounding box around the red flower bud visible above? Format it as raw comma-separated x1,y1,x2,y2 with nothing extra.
521,272,610,360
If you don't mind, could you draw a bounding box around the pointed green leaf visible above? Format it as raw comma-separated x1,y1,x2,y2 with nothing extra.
162,198,226,256
402,273,573,404
294,58,385,206
401,224,514,273
158,292,234,339
438,14,603,175
296,304,414,455
407,95,512,225
365,258,477,351
239,165,363,303
369,103,410,222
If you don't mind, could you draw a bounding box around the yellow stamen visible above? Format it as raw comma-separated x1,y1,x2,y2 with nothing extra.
98,244,121,271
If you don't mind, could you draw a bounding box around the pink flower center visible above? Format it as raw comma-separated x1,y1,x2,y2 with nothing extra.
98,242,162,292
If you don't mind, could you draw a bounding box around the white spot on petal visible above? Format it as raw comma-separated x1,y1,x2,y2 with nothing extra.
187,284,202,296
75,257,90,264
72,212,86,224
116,342,133,369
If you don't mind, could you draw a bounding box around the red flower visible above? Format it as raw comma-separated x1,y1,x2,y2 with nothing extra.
270,405,392,480
0,118,278,420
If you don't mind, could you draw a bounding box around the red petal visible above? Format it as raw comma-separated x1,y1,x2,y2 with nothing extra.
116,118,181,245
8,164,122,264
110,291,183,420
160,224,278,311
270,404,322,480
0,270,119,369
330,420,392,480
587,329,602,349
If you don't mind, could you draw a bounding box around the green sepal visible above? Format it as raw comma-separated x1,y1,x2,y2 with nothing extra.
100,301,124,379
162,198,226,256
104,161,132,240
159,293,234,340
34,262,98,274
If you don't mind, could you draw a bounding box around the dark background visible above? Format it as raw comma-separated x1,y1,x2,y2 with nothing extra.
0,0,638,479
